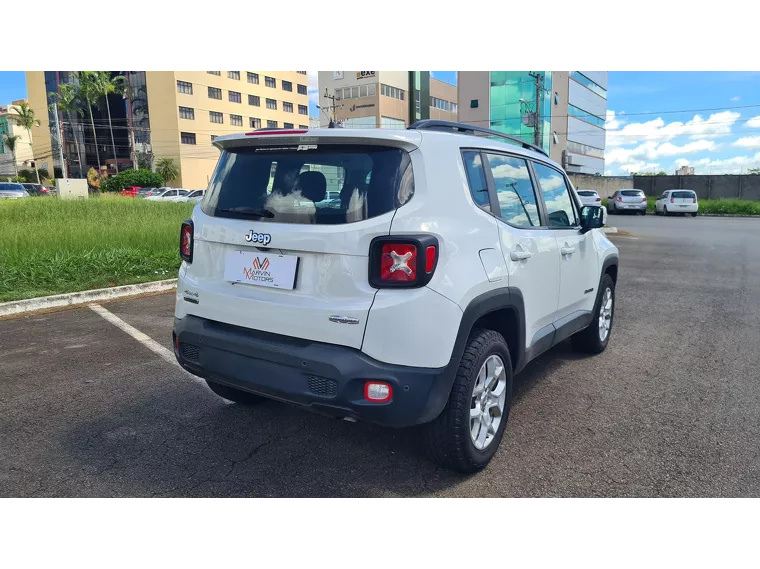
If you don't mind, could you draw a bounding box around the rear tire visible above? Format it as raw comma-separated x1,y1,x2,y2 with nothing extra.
572,274,615,354
663,206,669,217
691,212,698,217
205,379,265,405
423,329,513,474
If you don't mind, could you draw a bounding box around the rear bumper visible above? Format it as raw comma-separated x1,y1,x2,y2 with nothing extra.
615,203,647,211
173,315,455,428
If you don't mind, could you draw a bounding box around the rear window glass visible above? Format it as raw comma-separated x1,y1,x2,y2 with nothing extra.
621,190,644,196
577,190,596,196
203,144,414,224
673,191,696,198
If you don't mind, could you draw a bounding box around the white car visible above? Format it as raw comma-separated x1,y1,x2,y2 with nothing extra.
576,189,602,207
172,120,619,473
0,182,30,199
146,188,190,202
654,189,698,217
182,189,206,204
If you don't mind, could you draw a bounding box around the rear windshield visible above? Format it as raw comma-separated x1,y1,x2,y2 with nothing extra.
673,191,696,198
202,144,414,225
0,183,24,191
621,190,644,196
577,191,597,196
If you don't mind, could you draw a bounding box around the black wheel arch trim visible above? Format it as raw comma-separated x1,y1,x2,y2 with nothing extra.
601,254,619,283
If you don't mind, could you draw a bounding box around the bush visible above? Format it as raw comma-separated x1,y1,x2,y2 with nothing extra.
100,169,164,193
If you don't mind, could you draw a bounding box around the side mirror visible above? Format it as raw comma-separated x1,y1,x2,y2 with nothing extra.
580,205,605,233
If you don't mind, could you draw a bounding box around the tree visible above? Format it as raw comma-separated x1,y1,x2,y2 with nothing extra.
87,167,105,192
633,171,667,176
7,102,41,184
89,71,127,168
2,133,20,178
155,157,180,185
48,83,84,178
76,71,103,171
747,168,760,175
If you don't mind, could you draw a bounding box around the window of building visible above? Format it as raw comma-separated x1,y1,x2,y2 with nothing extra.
247,72,259,84
451,102,457,113
430,97,451,111
208,87,222,100
462,151,490,213
248,94,260,106
265,76,276,88
566,141,604,159
229,90,241,103
486,154,540,227
250,117,261,129
283,102,293,113
176,80,193,95
284,122,294,129
228,71,240,80
230,114,243,126
297,84,307,95
207,71,221,76
181,132,196,145
380,84,404,101
532,162,577,227
299,124,308,129
210,111,223,124
380,116,405,129
266,98,277,110
282,81,292,92
298,104,308,115
570,71,607,100
297,71,307,75
178,106,195,120
568,104,606,128
267,120,278,128
470,99,479,108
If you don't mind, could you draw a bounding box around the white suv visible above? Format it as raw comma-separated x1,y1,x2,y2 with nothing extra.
173,121,619,473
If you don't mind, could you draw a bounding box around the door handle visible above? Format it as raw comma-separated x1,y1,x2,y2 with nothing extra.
561,245,576,256
510,249,532,261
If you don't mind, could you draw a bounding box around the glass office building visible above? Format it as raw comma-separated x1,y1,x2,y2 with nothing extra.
489,71,553,153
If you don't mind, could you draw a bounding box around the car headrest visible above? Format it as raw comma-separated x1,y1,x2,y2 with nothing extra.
295,171,327,203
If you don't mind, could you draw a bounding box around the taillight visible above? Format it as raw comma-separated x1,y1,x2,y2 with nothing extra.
670,196,674,203
642,197,647,202
616,196,622,202
369,235,439,288
180,220,193,263
693,197,696,203
595,197,601,201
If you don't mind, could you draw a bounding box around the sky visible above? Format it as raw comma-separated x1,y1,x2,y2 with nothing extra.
4,71,760,175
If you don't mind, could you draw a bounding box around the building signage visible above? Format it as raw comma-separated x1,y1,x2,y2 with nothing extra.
349,103,376,112
356,71,376,80
333,71,344,80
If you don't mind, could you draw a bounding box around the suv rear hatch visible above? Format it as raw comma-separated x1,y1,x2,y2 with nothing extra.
181,130,419,349
672,190,696,205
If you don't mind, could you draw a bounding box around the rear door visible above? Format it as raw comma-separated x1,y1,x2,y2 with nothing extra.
180,134,417,349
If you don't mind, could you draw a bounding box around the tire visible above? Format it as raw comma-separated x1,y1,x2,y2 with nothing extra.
691,212,697,217
205,379,265,405
663,206,669,217
572,273,615,354
423,329,513,474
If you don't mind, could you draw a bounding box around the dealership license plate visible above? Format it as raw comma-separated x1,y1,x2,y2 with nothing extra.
224,250,299,290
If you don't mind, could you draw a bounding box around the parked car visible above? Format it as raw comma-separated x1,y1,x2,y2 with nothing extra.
21,183,51,196
183,189,206,203
146,188,190,202
172,119,619,473
136,187,158,198
121,186,142,197
576,189,602,207
0,182,30,199
607,189,647,215
655,189,698,217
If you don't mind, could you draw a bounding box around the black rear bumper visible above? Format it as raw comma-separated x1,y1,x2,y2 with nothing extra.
173,316,454,428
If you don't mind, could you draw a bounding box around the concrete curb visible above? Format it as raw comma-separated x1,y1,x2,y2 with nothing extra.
698,214,760,219
602,226,618,234
0,279,177,318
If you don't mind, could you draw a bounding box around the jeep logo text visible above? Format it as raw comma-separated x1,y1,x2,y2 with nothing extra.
245,231,271,246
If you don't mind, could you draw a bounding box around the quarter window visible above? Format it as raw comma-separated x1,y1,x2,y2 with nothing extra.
486,154,540,227
532,162,577,227
461,151,490,213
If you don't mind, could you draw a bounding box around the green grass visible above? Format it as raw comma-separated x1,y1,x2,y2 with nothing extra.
0,195,194,302
601,197,760,215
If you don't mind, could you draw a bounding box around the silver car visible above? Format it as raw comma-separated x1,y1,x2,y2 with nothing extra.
0,182,30,199
607,189,647,215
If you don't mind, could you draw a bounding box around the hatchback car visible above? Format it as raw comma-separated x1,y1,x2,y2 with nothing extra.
655,189,698,216
577,189,602,207
607,189,647,215
146,188,190,202
183,189,206,204
0,182,30,199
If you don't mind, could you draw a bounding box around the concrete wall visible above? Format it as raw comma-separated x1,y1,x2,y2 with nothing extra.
633,175,760,201
568,174,634,198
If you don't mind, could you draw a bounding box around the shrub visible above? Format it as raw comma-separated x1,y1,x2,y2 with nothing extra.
99,169,164,192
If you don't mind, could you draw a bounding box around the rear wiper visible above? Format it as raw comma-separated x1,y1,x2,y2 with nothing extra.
220,207,275,218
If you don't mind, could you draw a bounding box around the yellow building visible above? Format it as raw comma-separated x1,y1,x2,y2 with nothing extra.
0,99,36,179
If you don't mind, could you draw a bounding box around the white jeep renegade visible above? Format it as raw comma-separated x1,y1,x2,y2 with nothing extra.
173,120,619,473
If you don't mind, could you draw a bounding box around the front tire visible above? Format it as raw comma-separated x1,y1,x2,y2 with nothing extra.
424,329,513,474
572,274,615,354
205,379,265,405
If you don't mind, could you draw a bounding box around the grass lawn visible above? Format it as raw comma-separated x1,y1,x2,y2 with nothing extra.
0,195,194,302
601,197,760,215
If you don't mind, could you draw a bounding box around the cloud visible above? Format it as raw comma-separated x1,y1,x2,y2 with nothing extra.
731,96,741,101
307,71,319,107
745,116,760,128
732,136,760,149
605,139,718,165
691,152,760,174
605,110,741,147
675,158,690,167
617,161,660,175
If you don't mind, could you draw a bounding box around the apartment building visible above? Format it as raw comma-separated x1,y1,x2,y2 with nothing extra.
0,100,35,179
26,71,310,188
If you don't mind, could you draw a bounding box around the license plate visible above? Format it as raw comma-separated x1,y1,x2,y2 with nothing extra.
224,250,299,290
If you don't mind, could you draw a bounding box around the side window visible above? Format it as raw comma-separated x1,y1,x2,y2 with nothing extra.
462,151,490,212
485,153,541,227
533,162,578,228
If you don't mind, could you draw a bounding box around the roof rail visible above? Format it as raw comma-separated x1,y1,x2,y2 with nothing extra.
408,119,549,157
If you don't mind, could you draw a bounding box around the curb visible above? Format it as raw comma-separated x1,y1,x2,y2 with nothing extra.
698,214,760,218
0,279,177,318
602,227,618,234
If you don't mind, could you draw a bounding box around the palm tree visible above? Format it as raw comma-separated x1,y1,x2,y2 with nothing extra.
8,102,41,184
76,71,102,171
48,83,84,178
2,133,21,178
155,157,180,185
90,71,126,170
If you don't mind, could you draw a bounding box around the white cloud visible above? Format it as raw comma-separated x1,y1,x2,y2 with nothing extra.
605,111,741,147
617,161,661,175
675,158,690,167
732,136,760,149
307,71,319,108
731,96,741,101
691,152,760,174
745,116,760,128
605,139,718,165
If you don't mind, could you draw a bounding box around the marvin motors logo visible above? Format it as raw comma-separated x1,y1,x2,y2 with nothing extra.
243,257,273,282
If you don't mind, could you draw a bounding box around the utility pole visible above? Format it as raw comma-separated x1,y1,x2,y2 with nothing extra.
316,88,343,128
528,72,544,147
124,71,138,170
51,101,67,179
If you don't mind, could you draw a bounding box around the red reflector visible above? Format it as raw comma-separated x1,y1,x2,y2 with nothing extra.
425,246,436,274
380,244,417,282
364,382,392,402
245,129,308,136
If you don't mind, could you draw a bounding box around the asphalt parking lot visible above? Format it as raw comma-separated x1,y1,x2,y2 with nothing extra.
2,215,760,497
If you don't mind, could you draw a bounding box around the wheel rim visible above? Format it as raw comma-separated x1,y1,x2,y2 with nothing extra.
470,354,507,451
598,287,613,342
